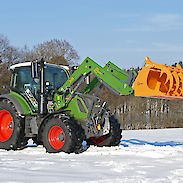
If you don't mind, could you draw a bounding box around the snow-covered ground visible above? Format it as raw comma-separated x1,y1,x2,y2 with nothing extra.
1,128,183,183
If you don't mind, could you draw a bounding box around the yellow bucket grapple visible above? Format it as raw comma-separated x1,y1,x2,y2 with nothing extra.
133,57,183,100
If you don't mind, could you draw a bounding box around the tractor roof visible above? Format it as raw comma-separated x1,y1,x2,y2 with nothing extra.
9,62,69,71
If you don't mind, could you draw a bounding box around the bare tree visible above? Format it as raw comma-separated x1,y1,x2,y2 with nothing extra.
18,45,38,61
0,34,20,74
33,39,79,65
0,34,20,93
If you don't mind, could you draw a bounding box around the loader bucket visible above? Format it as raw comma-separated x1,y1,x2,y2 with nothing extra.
132,57,183,100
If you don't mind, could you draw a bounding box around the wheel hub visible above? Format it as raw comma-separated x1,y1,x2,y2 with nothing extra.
8,122,13,129
48,125,66,149
58,132,64,141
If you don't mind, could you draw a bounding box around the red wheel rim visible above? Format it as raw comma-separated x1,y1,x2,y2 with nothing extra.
0,110,14,142
91,136,106,144
48,125,65,149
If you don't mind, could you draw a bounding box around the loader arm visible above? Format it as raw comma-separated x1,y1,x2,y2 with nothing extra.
103,61,137,86
81,60,137,95
55,57,134,109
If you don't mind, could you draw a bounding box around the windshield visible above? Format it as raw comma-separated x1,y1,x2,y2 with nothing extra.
45,64,68,89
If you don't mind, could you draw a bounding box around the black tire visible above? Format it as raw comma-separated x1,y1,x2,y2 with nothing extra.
86,116,122,147
41,115,85,153
0,99,27,150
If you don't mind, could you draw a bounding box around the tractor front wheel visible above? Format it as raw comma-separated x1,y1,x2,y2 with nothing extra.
87,116,122,147
41,116,85,153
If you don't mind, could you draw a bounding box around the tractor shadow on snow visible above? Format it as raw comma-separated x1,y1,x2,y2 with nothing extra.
120,139,183,147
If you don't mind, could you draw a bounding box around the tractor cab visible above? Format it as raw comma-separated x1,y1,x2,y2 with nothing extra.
9,62,70,110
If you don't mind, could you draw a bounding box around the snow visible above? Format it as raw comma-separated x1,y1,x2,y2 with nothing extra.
1,128,183,183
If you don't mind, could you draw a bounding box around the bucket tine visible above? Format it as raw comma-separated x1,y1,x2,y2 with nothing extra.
171,71,180,96
178,72,183,96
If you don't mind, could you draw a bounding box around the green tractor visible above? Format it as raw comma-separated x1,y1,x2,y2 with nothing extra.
0,57,136,153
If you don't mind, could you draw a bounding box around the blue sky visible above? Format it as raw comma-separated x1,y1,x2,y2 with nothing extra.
1,0,183,69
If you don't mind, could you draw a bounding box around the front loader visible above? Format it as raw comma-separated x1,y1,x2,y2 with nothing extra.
0,57,136,153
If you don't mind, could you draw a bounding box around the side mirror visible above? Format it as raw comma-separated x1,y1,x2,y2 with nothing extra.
31,60,38,78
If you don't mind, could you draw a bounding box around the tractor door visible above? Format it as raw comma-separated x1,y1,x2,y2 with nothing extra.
12,67,39,96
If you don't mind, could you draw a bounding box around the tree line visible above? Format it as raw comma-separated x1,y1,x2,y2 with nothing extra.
1,33,183,130
112,95,183,130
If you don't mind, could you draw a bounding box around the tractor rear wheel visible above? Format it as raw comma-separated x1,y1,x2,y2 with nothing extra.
41,116,85,153
0,99,26,150
87,116,122,147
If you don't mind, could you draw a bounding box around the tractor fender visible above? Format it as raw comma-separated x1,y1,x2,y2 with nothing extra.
0,94,24,115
